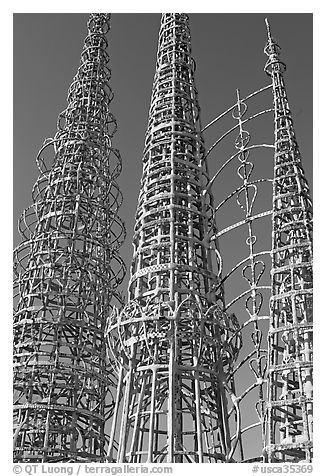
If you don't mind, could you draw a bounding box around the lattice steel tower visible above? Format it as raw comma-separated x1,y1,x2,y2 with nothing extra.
13,14,125,462
107,13,240,463
263,19,313,462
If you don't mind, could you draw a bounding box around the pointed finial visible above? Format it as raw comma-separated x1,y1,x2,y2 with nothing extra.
265,18,272,42
263,18,286,76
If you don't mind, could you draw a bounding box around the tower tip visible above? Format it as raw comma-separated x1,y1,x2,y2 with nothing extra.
265,17,272,40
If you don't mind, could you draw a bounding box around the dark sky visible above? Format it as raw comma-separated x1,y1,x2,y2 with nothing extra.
12,13,313,461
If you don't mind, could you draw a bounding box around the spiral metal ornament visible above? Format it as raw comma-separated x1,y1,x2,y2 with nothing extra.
13,13,126,462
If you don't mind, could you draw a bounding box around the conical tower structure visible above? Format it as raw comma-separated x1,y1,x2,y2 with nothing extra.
107,13,240,463
13,14,125,462
263,19,313,463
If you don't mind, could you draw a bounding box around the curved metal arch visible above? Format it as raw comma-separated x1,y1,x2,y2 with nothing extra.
205,145,274,194
205,108,273,159
201,84,273,133
200,83,276,462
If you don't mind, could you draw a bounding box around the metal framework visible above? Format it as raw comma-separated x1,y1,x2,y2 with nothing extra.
199,19,313,462
263,19,313,463
202,84,273,462
107,13,240,463
13,14,125,462
13,13,312,465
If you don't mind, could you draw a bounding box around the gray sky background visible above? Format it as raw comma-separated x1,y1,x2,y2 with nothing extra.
13,13,313,460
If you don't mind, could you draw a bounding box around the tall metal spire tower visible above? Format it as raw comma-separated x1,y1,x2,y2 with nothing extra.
263,19,313,463
107,13,240,463
13,14,125,462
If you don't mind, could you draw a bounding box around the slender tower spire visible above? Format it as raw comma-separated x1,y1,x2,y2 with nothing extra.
263,19,313,462
13,14,125,462
107,13,239,463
